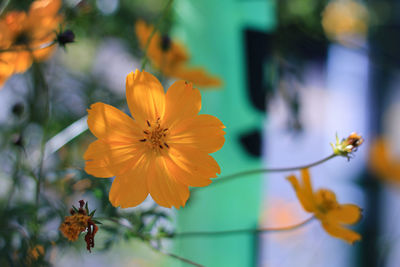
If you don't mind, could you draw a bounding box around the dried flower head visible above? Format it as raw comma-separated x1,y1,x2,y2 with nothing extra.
28,245,45,260
331,132,364,160
59,200,99,252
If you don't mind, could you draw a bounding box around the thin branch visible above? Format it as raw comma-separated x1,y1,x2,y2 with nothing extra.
203,154,337,188
173,216,315,238
148,244,205,267
34,63,50,207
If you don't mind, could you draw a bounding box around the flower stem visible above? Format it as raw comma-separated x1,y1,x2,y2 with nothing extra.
5,148,22,209
208,154,337,188
33,63,50,207
140,0,174,70
172,216,314,238
147,244,205,267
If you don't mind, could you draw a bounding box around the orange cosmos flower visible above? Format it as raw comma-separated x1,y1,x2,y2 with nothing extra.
84,70,225,208
0,0,62,86
287,169,362,244
135,20,222,88
369,138,400,183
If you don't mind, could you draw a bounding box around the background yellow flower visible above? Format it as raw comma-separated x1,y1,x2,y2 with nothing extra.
287,168,362,244
0,0,62,86
135,20,222,88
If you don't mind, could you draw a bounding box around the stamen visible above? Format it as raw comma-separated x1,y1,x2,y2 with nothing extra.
143,130,149,135
147,120,151,127
163,128,168,132
164,143,169,149
159,145,163,149
139,139,147,142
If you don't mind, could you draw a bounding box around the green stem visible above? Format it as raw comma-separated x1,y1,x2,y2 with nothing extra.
5,148,22,209
33,64,50,206
208,154,337,188
172,216,314,238
140,0,174,70
102,218,204,267
146,243,205,267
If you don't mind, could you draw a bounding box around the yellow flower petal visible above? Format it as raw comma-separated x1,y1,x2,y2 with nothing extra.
287,172,315,212
29,0,62,17
126,70,165,127
134,20,222,88
13,51,32,73
84,139,145,177
147,156,190,209
326,204,362,225
174,67,223,88
163,80,201,127
109,162,149,208
163,152,212,187
87,102,142,140
169,114,226,154
169,144,221,179
321,221,362,244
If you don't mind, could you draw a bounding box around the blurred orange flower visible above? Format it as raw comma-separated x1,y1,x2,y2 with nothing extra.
369,138,400,182
84,70,225,209
322,0,368,45
287,169,362,244
0,0,62,86
135,20,222,88
28,245,45,260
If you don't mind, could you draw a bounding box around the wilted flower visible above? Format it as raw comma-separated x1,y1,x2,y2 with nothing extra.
59,200,99,252
331,132,364,160
28,245,45,260
84,70,225,209
287,169,362,244
135,20,222,88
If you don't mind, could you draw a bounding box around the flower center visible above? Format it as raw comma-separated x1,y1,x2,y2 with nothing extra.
315,189,339,213
13,31,31,46
139,118,169,151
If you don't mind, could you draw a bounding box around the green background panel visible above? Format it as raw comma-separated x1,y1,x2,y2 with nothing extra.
171,1,276,266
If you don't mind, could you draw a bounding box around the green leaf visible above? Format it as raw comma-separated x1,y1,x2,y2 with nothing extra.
85,202,89,215
89,209,96,217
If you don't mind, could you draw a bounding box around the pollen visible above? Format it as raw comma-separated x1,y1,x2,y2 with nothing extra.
141,118,169,151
